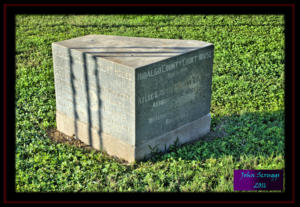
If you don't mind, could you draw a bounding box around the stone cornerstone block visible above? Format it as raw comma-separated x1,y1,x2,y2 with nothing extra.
52,34,214,162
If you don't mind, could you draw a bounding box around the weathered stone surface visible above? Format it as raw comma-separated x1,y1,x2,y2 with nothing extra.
52,34,214,162
56,111,136,162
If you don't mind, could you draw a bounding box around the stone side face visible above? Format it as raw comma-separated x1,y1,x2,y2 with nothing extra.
53,44,135,150
135,46,214,147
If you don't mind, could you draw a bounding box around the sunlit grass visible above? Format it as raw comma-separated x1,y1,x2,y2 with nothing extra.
16,14,285,192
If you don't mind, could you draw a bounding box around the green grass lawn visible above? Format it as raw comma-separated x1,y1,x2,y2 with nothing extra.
15,15,285,192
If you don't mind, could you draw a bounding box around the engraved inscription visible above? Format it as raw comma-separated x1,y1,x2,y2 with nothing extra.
165,113,187,125
89,89,133,113
136,47,213,143
148,113,168,124
146,92,197,125
137,73,202,106
137,51,213,81
174,92,196,106
152,98,169,108
99,61,133,81
137,88,173,105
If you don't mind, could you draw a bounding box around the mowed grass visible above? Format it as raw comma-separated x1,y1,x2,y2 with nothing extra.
15,15,285,192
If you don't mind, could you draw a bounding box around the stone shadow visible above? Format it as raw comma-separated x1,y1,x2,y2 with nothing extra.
67,48,79,140
67,49,103,150
70,46,199,58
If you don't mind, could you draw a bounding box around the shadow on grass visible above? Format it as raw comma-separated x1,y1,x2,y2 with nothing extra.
141,109,285,164
50,107,284,165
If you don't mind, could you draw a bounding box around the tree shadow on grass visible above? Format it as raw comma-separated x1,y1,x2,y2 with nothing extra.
141,109,285,164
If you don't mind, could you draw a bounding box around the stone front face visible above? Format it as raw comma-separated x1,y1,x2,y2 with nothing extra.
53,44,135,148
52,34,214,162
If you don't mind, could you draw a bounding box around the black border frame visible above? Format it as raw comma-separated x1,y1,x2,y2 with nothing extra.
2,3,295,204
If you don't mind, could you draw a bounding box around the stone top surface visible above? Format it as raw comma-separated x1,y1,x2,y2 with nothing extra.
52,34,212,69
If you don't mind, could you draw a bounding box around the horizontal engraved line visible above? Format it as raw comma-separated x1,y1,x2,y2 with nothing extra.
148,113,168,124
137,51,212,81
138,73,202,106
174,93,196,106
152,98,169,108
137,87,173,105
146,92,197,125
